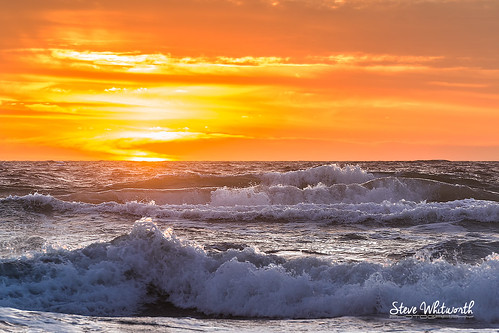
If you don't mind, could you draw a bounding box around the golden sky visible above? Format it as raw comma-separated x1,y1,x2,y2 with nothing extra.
1,0,498,161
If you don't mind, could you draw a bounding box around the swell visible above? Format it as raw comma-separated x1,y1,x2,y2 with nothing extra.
29,176,499,206
63,188,214,205
3,164,498,205
0,219,498,321
106,173,261,191
71,163,499,205
103,164,373,190
362,177,499,203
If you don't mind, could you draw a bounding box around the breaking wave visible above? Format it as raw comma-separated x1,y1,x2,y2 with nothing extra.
2,193,499,225
0,219,497,321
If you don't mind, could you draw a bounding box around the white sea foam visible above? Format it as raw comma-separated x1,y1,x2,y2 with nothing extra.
2,193,498,224
259,164,374,187
209,180,430,206
0,219,498,321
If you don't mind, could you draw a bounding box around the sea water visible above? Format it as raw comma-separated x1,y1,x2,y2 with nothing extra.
0,161,498,332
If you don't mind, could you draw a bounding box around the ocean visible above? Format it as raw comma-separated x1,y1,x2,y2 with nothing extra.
0,161,498,332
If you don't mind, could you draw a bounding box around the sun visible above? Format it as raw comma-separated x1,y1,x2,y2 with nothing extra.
128,157,169,162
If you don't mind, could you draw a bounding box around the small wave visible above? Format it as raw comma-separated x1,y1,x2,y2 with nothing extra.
0,219,498,321
63,188,213,205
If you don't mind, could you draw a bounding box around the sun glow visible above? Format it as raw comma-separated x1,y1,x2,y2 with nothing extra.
1,0,498,161
128,156,169,162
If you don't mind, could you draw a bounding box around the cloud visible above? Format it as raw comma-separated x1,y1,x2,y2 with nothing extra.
3,0,499,63
1,0,499,161
71,127,252,160
428,81,489,89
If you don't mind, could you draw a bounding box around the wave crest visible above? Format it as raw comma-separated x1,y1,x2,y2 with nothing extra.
259,164,374,187
2,193,498,224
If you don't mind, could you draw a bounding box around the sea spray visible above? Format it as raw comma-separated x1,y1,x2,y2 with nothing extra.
1,219,498,321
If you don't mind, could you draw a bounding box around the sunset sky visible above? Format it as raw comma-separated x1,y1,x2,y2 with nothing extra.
1,0,498,161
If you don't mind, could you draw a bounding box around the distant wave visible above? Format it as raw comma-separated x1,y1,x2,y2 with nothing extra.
24,164,495,205
0,219,497,321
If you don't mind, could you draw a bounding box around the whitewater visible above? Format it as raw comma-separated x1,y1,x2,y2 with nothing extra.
0,161,498,332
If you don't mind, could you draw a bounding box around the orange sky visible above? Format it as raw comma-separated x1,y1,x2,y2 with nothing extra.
1,0,498,161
